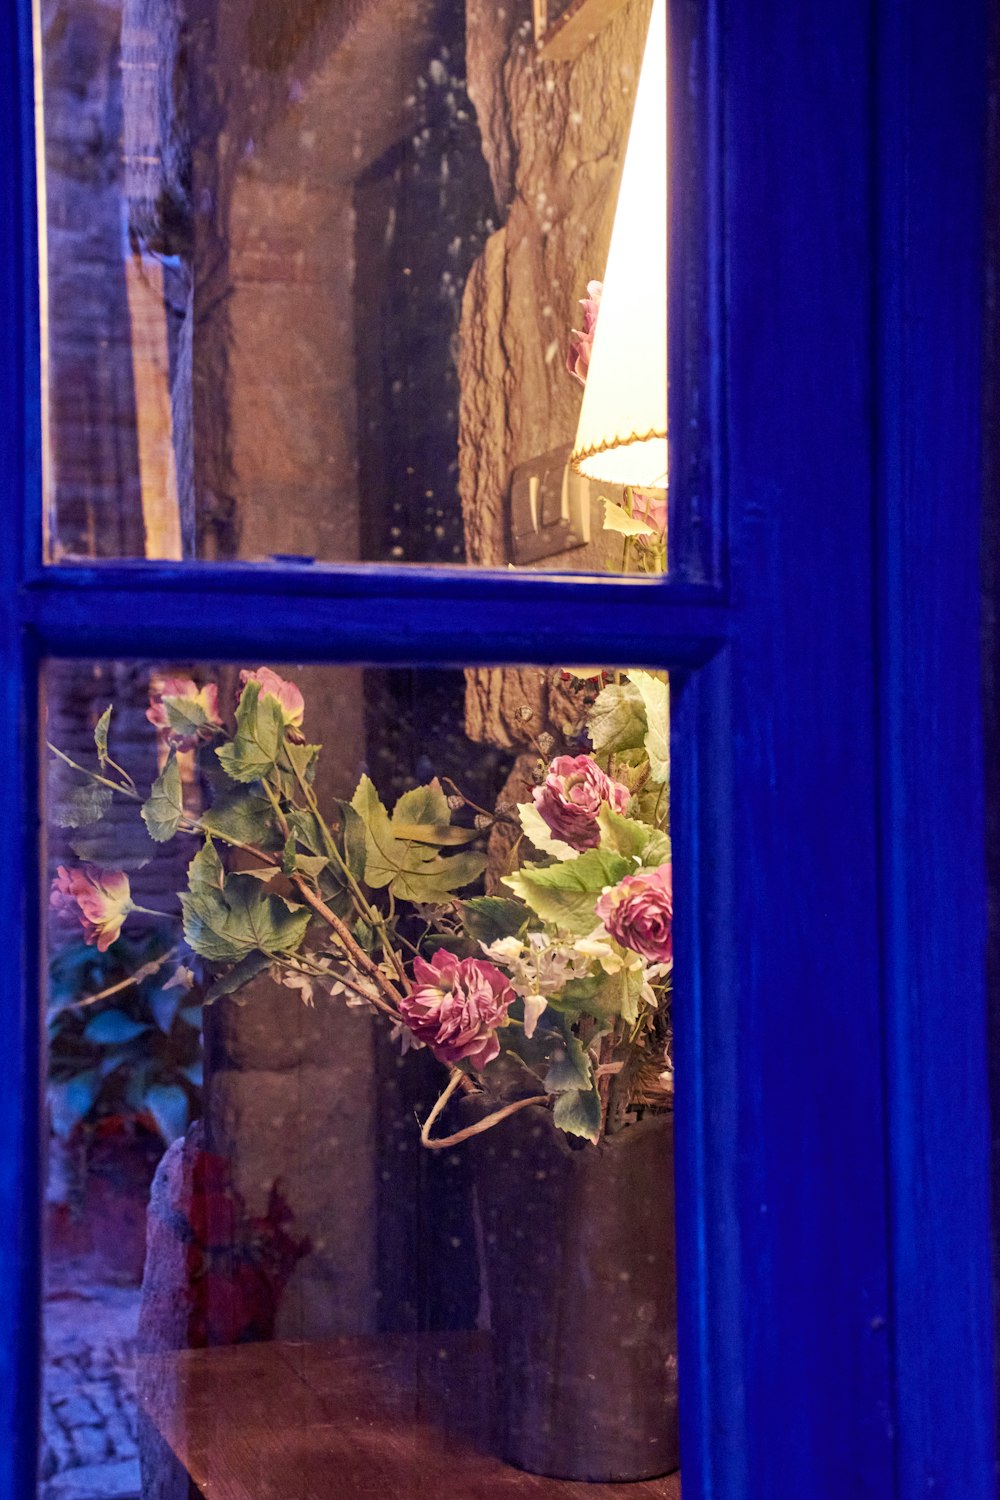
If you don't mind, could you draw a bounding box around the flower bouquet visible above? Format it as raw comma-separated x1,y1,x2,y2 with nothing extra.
49,664,671,1149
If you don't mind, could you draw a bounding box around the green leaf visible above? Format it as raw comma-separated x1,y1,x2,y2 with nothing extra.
188,837,225,894
592,961,646,1023
94,707,112,767
553,1086,602,1143
216,681,285,784
200,791,279,849
544,1028,593,1094
281,740,321,785
392,849,486,903
391,821,483,847
602,496,656,537
351,775,486,902
163,695,211,740
546,974,603,1012
145,1082,190,1144
350,776,401,888
628,671,670,784
288,808,325,855
181,842,311,963
393,780,451,826
84,1010,151,1044
503,848,631,934
597,805,670,866
518,800,577,860
283,834,328,882
141,753,185,842
69,832,150,871
461,896,530,945
389,780,482,846
334,802,368,880
51,781,113,829
204,950,272,1002
587,680,647,757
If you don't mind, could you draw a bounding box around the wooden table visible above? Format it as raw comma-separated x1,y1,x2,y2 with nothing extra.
137,1332,682,1499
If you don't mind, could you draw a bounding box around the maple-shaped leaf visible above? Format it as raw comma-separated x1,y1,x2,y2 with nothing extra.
181,839,311,964
350,775,486,902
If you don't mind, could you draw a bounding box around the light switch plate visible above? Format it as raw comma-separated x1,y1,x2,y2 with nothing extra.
533,0,633,60
509,443,593,564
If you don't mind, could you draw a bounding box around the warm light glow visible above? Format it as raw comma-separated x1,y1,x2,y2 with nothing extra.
570,0,667,492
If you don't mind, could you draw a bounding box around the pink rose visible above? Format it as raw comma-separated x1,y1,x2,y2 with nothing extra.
50,865,133,952
533,754,630,851
239,668,305,731
147,677,222,751
567,280,603,385
632,489,667,538
596,863,673,964
400,950,514,1070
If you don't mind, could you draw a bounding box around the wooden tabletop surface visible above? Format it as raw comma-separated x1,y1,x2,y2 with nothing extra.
137,1331,682,1499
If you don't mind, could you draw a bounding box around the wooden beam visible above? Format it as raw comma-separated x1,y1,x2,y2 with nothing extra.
535,0,633,61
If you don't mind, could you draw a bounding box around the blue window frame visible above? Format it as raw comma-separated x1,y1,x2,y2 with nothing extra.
0,1,994,1497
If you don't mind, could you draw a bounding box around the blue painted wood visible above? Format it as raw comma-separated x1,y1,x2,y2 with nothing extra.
874,0,995,1491
669,3,994,1496
700,6,896,1495
671,652,747,1500
19,566,729,668
668,0,725,590
0,0,42,1496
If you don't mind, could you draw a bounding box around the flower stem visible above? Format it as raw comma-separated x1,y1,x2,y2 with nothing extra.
419,1068,550,1151
67,946,179,1008
285,760,408,987
288,876,406,1021
47,743,140,801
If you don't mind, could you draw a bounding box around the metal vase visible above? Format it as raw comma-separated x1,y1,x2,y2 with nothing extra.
460,1099,679,1482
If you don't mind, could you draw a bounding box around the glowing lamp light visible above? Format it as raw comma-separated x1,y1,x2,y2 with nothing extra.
570,0,668,492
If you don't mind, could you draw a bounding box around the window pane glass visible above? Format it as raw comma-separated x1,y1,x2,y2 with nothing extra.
37,0,668,572
41,658,677,1495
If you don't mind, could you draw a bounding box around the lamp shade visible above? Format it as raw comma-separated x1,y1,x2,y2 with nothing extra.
570,0,667,491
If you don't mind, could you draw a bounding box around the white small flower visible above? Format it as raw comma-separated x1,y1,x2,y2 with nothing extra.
484,936,525,964
388,1020,424,1055
523,995,547,1038
281,970,315,1006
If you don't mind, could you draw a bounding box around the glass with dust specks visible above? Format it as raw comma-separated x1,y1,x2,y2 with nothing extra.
39,657,678,1496
35,0,667,573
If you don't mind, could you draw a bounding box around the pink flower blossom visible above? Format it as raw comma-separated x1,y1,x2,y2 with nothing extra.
567,280,603,385
400,950,514,1070
147,677,222,751
239,668,305,730
533,754,630,852
50,865,133,952
596,863,673,965
631,489,667,538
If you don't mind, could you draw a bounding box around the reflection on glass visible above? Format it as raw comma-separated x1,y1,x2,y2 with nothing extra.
37,0,666,570
41,659,676,1494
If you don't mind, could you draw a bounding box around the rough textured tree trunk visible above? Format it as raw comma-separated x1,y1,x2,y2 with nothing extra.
459,0,652,746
